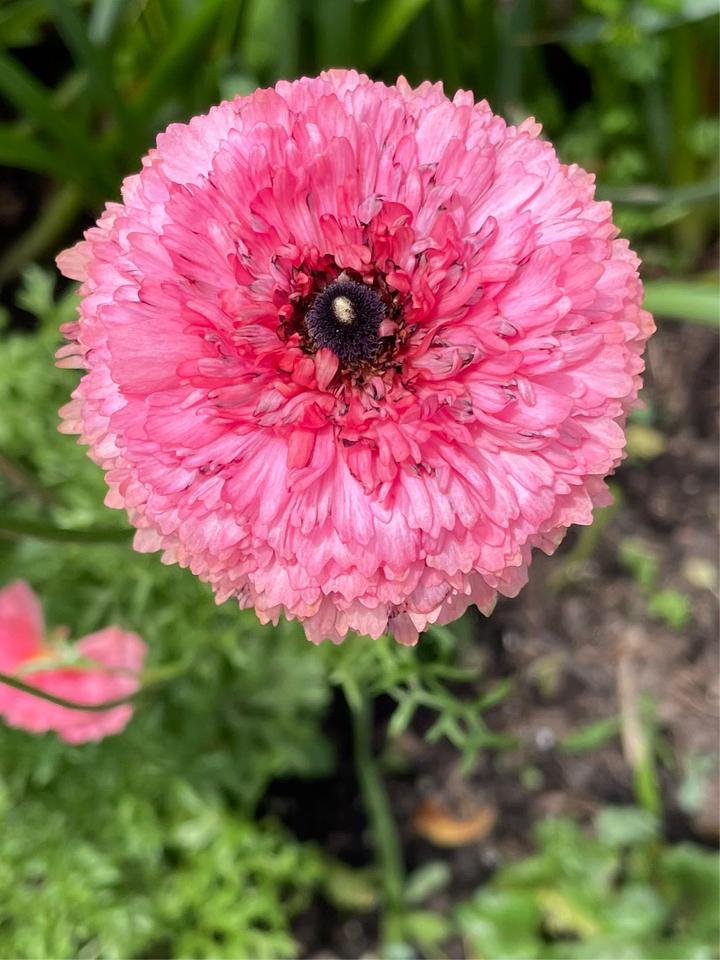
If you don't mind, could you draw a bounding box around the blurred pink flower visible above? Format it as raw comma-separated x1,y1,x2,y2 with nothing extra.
56,71,653,645
0,581,146,743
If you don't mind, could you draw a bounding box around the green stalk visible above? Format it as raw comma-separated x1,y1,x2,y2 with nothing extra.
347,685,406,953
0,669,138,711
0,655,194,713
669,24,705,261
0,514,133,544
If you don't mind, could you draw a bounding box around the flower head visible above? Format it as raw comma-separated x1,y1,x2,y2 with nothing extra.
57,71,653,645
0,581,146,743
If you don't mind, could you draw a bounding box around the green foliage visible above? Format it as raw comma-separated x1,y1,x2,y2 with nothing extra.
0,0,717,292
0,781,325,959
326,625,517,773
456,809,720,960
642,279,720,326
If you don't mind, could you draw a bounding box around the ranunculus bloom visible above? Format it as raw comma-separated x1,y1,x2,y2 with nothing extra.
0,581,146,743
57,71,653,645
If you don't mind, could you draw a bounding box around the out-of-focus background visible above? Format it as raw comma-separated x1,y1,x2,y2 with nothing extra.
0,1,718,958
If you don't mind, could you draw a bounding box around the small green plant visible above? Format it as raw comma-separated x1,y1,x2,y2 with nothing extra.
0,779,325,960
456,808,720,960
619,537,692,632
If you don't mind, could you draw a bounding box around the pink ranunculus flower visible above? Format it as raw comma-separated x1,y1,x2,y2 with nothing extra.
56,71,654,646
0,581,146,743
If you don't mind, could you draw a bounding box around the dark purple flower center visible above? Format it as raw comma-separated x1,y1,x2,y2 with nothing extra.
306,280,386,365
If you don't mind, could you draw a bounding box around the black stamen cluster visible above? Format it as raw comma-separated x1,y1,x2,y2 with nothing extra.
305,280,386,366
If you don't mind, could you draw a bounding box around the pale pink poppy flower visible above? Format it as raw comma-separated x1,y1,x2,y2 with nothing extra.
0,581,146,743
57,71,654,645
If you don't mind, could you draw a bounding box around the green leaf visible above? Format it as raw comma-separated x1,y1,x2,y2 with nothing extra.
383,943,415,960
132,0,226,121
625,423,668,461
47,0,130,127
595,806,660,848
520,818,619,890
643,279,719,326
0,51,104,191
456,889,542,960
88,0,127,45
677,754,718,815
402,909,451,951
313,0,355,67
0,124,75,179
618,537,659,595
671,0,720,23
0,0,52,48
404,860,451,906
561,715,621,753
610,884,668,940
457,813,718,959
475,678,515,711
322,860,378,912
387,694,417,738
536,887,604,940
530,0,720,45
15,264,55,317
0,183,82,287
597,178,720,206
646,589,692,631
366,0,433,67
660,842,720,943
241,0,299,78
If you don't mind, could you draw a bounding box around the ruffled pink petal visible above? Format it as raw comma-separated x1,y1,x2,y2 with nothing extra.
55,71,653,645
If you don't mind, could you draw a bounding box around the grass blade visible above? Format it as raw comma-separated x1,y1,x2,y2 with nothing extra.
643,279,719,326
597,179,720,208
0,513,133,544
132,0,226,120
0,51,105,190
0,124,75,178
47,0,131,127
241,0,299,81
88,0,127,45
366,0,433,68
0,0,52,47
314,0,355,69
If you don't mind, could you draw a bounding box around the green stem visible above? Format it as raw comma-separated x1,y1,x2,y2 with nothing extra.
0,514,133,544
0,669,139,711
0,654,194,713
347,685,406,953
